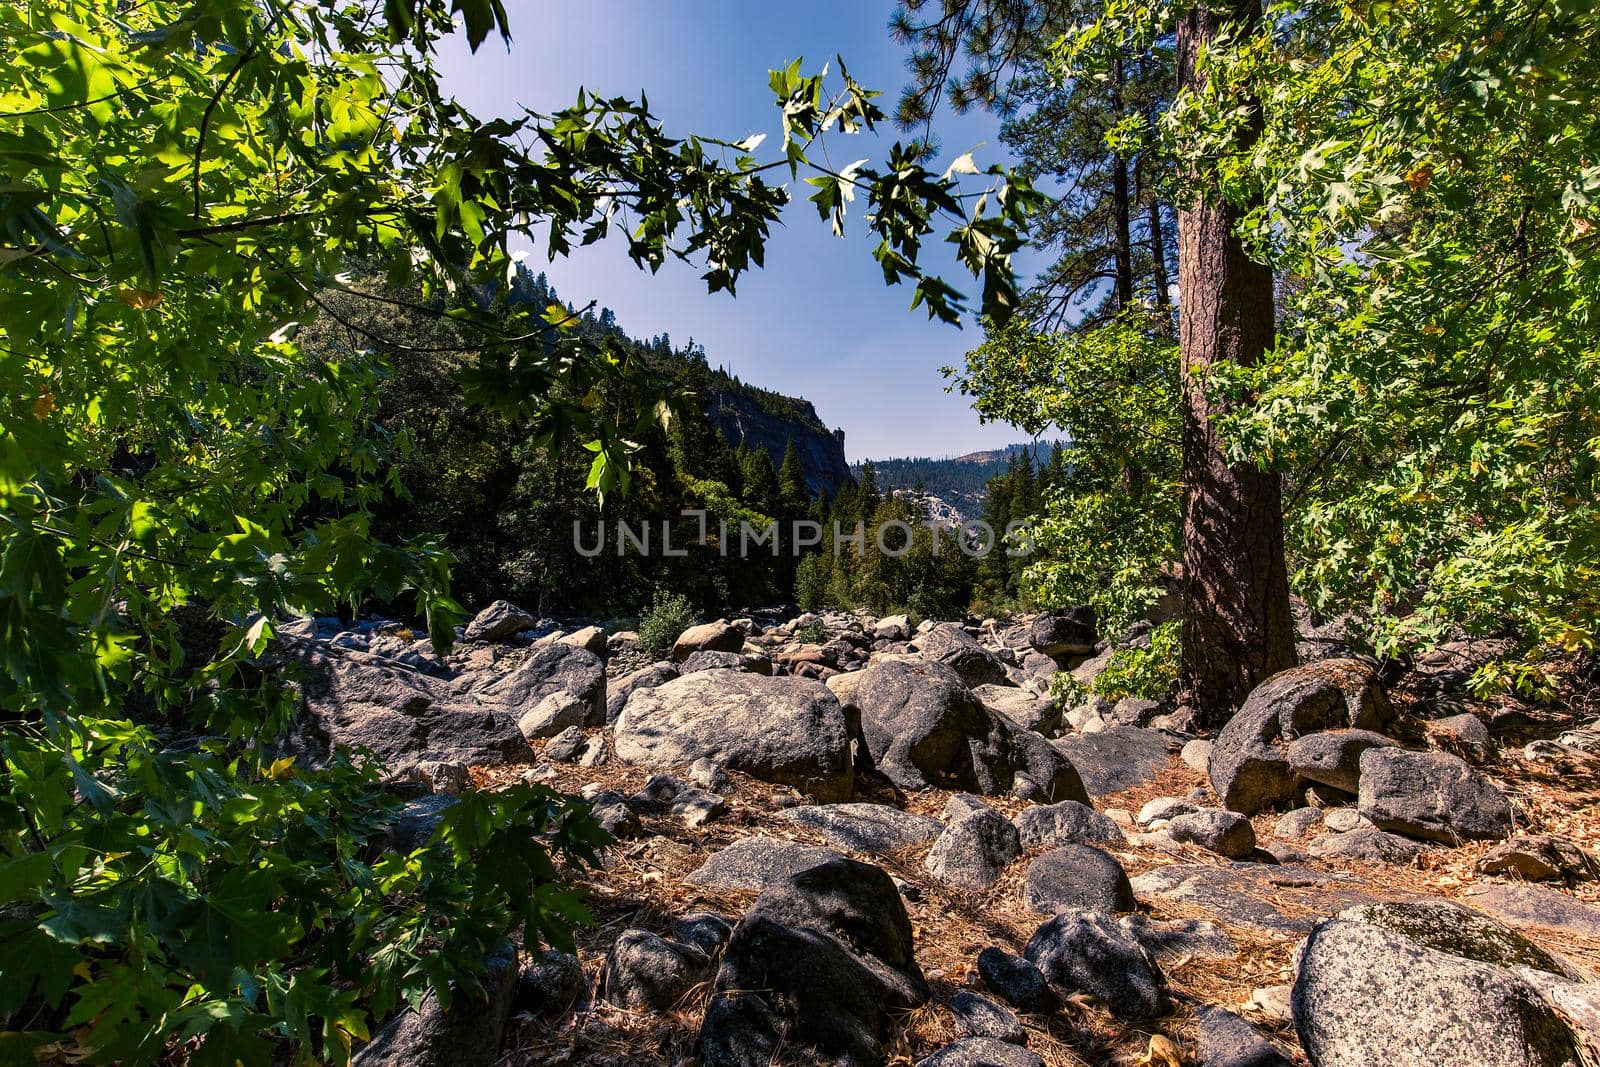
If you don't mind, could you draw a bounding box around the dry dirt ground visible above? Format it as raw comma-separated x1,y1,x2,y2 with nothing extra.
473,687,1600,1067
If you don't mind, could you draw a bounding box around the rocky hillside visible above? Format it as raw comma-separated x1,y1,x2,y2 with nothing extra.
707,384,851,496
288,603,1600,1067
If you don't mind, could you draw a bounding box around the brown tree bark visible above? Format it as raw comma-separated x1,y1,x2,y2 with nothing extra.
1148,199,1171,313
1175,0,1296,726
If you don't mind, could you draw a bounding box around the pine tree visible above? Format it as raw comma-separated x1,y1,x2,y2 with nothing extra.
778,440,810,517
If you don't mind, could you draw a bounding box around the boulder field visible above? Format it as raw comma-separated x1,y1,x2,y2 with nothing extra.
288,604,1600,1067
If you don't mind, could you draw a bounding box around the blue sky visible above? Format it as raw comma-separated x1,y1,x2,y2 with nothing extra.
434,0,1045,461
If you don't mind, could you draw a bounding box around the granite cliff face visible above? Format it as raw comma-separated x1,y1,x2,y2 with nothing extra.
707,386,852,497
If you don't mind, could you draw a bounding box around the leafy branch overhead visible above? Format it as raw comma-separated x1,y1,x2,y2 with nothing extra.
0,0,1042,1063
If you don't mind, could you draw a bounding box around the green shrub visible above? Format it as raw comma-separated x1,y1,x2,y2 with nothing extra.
1088,622,1181,702
794,619,830,644
794,553,830,611
637,590,698,658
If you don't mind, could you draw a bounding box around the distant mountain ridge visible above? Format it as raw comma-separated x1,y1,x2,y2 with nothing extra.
856,441,1061,509
508,265,852,496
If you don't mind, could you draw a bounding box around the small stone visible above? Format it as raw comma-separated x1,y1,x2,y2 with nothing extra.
672,912,734,957
949,991,1027,1044
1182,738,1214,774
1308,827,1424,864
1480,835,1600,882
1137,797,1199,827
1164,809,1257,859
600,929,713,1011
1014,800,1125,848
1024,910,1167,1019
1197,1006,1293,1067
687,757,730,791
1274,808,1324,839
1244,984,1294,1022
1021,845,1135,915
543,726,586,763
515,949,584,1016
1322,808,1369,833
917,1037,1044,1067
976,947,1057,1014
925,807,1022,890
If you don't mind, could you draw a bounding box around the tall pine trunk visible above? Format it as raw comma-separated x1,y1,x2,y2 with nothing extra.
1175,0,1296,726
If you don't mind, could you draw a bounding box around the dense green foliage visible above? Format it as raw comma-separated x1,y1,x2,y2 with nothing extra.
636,590,698,658
947,0,1600,697
854,441,1061,506
0,0,1035,1060
952,310,1179,632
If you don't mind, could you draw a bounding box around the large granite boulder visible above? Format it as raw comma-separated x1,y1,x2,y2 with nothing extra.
1293,901,1585,1066
1013,800,1125,849
1285,728,1398,793
925,807,1023,890
685,836,846,891
916,623,1009,687
478,643,606,726
297,650,528,768
852,660,1088,803
1357,748,1512,843
672,620,745,662
698,858,927,1066
1028,607,1097,658
605,662,678,723
1023,911,1167,1019
1020,845,1135,915
600,929,715,1011
615,672,854,801
463,600,537,642
1054,726,1175,797
973,683,1060,735
1210,659,1392,815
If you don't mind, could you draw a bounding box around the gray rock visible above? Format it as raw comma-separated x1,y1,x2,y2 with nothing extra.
1430,712,1495,763
875,614,912,641
682,649,770,674
605,662,678,723
1131,863,1377,934
744,858,924,985
918,622,1010,687
1293,901,1584,1066
1209,659,1392,814
917,1037,1044,1067
1028,607,1097,658
615,672,854,801
353,943,518,1066
543,725,586,762
949,991,1026,1044
600,929,713,1010
1285,728,1398,792
926,807,1023,889
1054,726,1174,797
1182,738,1213,774
1273,807,1324,839
1164,809,1257,859
1196,1007,1292,1067
973,684,1059,735
515,949,583,1016
1358,747,1512,843
686,757,730,792
1136,796,1200,827
1117,915,1236,961
1462,882,1600,939
297,650,529,767
1480,835,1600,883
778,803,945,854
673,912,734,957
1023,911,1167,1019
463,600,537,642
976,947,1057,1014
561,625,607,656
480,643,606,726
589,792,641,839
380,794,456,853
853,660,1088,803
698,915,925,1067
1322,807,1369,833
1308,827,1424,864
684,835,846,891
516,688,589,740
1021,845,1135,915
1014,800,1125,849
671,619,745,662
